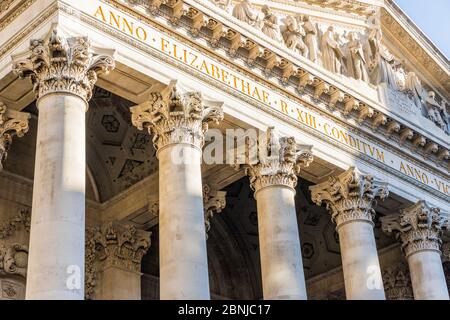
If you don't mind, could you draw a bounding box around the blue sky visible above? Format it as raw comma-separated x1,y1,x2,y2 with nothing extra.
395,0,450,59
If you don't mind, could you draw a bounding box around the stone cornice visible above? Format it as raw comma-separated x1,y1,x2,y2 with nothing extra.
112,0,450,171
383,0,450,96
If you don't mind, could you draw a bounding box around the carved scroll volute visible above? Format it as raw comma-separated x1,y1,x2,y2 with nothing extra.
245,127,313,193
0,102,30,170
310,167,389,229
13,26,115,104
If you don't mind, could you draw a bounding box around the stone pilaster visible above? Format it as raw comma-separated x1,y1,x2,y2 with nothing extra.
382,262,414,300
381,201,450,300
310,167,388,300
13,26,115,300
0,102,30,170
85,221,151,300
203,184,227,239
131,81,223,300
246,127,313,300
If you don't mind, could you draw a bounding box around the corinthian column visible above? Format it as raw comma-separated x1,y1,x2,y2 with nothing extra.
245,128,313,300
0,101,30,170
85,221,151,300
310,167,388,300
381,201,450,300
13,27,115,300
131,81,223,300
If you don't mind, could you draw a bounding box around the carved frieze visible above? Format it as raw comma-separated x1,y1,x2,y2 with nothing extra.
381,201,450,258
245,127,313,193
0,208,31,240
0,243,28,278
310,167,389,229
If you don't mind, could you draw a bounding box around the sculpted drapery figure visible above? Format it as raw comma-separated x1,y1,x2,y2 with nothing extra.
345,32,369,82
260,5,281,42
280,15,308,58
425,91,447,130
369,44,400,90
302,15,319,63
321,26,344,74
232,0,257,25
403,72,426,109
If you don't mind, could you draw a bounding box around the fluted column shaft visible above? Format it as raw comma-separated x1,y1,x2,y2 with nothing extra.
13,28,114,299
246,128,313,300
131,81,223,300
382,201,450,300
159,143,209,299
337,218,384,299
310,167,388,300
28,94,87,299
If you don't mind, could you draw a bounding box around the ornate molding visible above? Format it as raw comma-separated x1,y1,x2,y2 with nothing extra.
0,0,15,14
131,80,224,152
382,262,413,300
0,102,30,171
203,184,226,239
12,26,115,103
0,208,31,240
310,167,389,229
85,221,151,299
0,243,28,279
245,127,313,193
381,201,449,258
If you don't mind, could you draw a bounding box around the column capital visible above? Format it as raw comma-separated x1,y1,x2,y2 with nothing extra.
245,127,313,193
381,201,449,258
0,102,30,170
85,221,151,299
130,81,224,153
309,167,389,228
382,262,414,300
203,184,227,239
13,26,115,103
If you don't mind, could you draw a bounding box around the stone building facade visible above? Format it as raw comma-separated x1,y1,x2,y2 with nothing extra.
0,0,448,300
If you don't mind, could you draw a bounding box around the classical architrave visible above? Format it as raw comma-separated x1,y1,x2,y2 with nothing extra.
130,81,224,153
382,262,414,300
309,167,389,228
85,221,152,300
203,184,226,239
381,201,450,258
245,127,313,193
12,26,115,103
0,102,29,171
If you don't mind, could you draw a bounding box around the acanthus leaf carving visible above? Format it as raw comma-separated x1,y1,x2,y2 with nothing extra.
310,167,389,229
245,127,313,193
381,201,449,258
203,184,227,239
130,81,224,152
13,26,115,103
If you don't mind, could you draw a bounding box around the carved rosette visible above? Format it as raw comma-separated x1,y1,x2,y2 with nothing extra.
203,184,227,239
245,127,313,193
0,103,30,170
131,81,224,152
309,167,389,229
85,221,151,299
13,27,115,103
0,243,28,278
381,201,449,258
382,262,414,300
